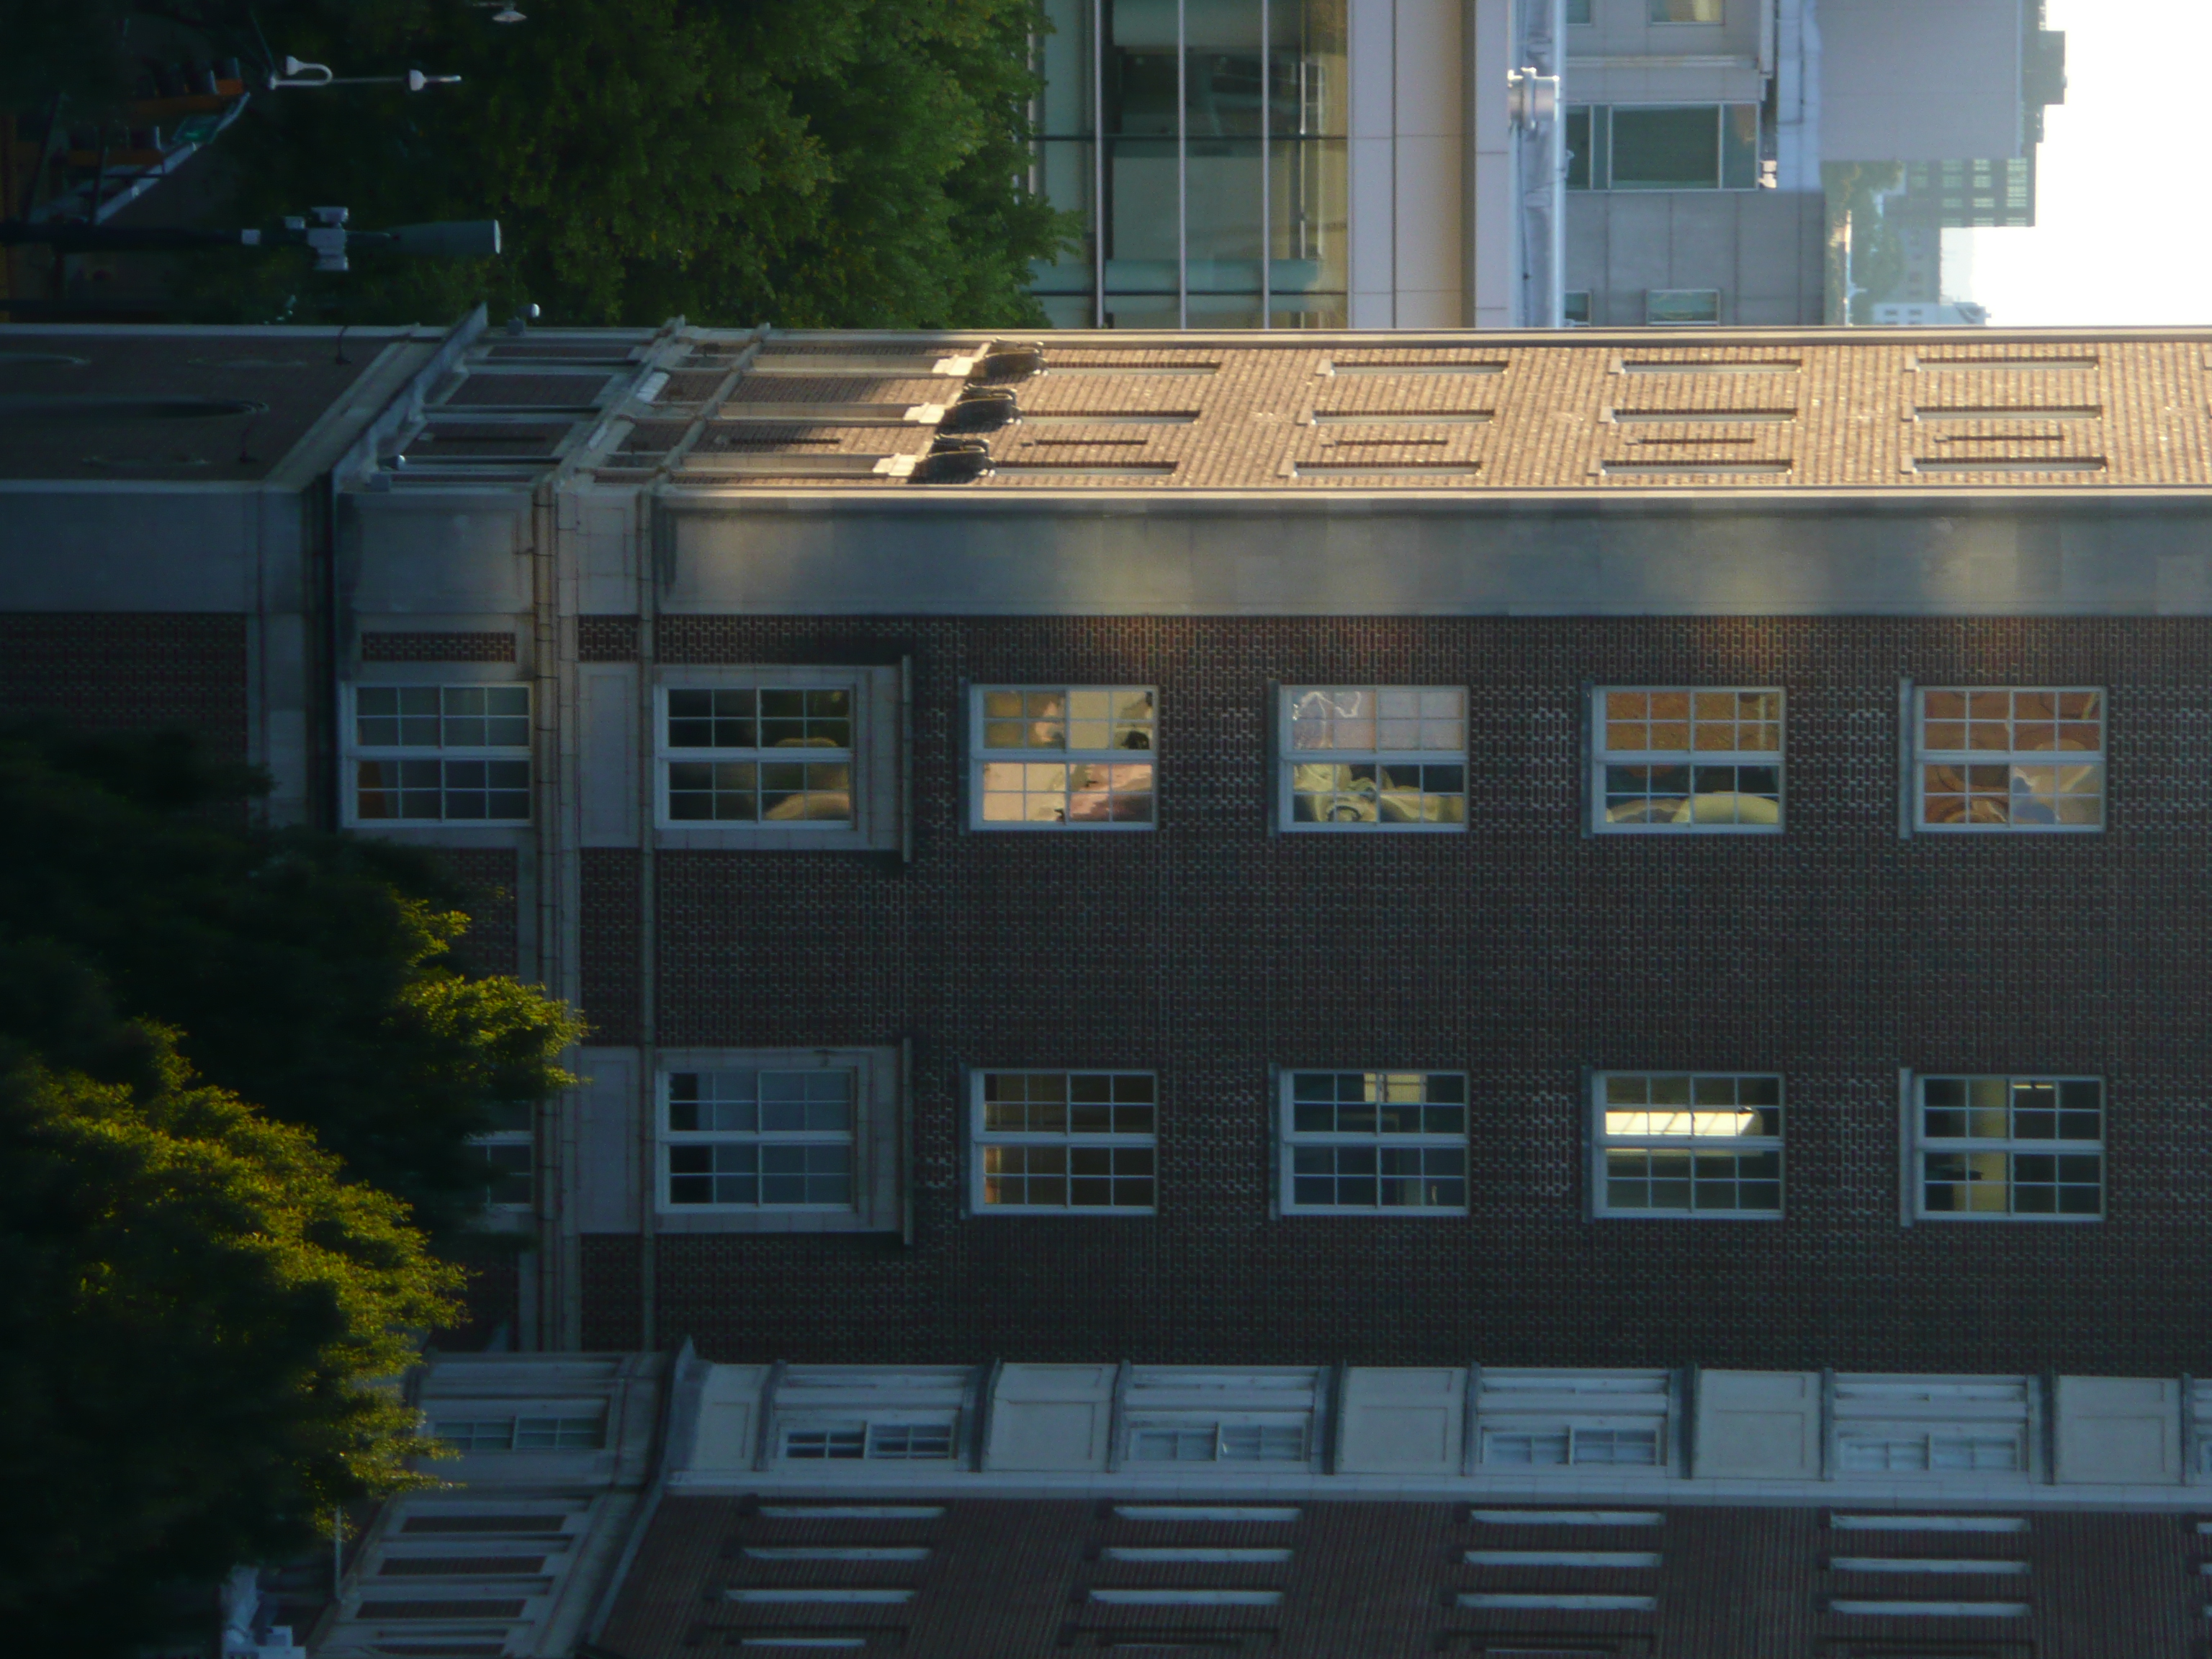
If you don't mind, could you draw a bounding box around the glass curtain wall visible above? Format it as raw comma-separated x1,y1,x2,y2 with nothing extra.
1032,0,1348,328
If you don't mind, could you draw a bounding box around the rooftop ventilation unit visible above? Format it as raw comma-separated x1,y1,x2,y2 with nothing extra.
938,387,1020,436
913,439,994,485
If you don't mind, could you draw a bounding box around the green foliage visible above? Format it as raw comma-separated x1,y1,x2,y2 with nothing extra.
180,0,1076,328
0,724,583,1244
0,1033,461,1654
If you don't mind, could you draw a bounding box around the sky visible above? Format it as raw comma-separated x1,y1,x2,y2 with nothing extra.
1954,0,2212,324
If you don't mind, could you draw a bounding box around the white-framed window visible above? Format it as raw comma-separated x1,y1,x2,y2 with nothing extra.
1280,685,1467,830
1647,289,1721,325
1280,1071,1467,1214
347,683,531,824
431,1413,605,1452
1834,1433,2022,1473
1482,1426,1663,1467
972,1070,1156,1213
1129,1422,1308,1463
474,1100,534,1213
782,1421,956,1462
653,1048,902,1233
1593,687,1782,832
665,1066,855,1210
1911,1074,2103,1220
1593,1073,1782,1218
971,685,1156,829
1913,687,2105,832
660,682,854,828
1472,1369,1678,1475
651,667,902,850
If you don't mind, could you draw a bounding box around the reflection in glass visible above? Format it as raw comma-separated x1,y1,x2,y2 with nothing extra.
1033,0,1346,326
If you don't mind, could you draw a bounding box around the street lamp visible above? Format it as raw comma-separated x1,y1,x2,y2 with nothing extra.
266,56,464,92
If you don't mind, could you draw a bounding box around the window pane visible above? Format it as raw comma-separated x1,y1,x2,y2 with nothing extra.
1609,106,1720,189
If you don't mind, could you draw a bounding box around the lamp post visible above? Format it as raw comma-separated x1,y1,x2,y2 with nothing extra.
266,56,464,92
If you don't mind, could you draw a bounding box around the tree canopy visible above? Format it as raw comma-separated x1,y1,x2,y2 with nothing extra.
158,0,1075,328
0,1030,461,1655
0,725,581,1245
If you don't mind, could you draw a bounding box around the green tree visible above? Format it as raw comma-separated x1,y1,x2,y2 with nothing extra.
0,725,581,1245
0,1028,462,1656
169,0,1074,328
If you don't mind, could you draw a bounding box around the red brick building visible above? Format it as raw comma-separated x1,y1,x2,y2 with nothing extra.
9,317,2212,1656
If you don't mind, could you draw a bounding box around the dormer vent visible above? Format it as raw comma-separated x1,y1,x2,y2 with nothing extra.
938,387,1020,436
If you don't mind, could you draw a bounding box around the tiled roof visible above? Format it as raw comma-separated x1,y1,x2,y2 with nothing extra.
639,330,2212,494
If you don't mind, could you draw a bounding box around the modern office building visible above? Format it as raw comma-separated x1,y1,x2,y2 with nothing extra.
1562,0,2064,328
9,313,2212,1655
1027,0,1568,328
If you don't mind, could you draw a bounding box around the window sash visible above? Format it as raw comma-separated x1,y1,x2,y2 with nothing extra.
1914,686,2105,833
1280,685,1469,832
1281,1070,1469,1214
1129,1421,1309,1464
655,682,860,830
662,1066,860,1212
973,1069,1159,1213
1594,1071,1784,1218
1913,1075,2104,1220
971,683,1159,831
1592,686,1784,835
348,685,532,824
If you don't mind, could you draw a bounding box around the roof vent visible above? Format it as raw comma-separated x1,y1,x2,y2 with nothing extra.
913,438,993,485
971,346,1044,385
939,387,1020,436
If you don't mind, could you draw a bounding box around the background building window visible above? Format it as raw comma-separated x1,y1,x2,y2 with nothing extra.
350,684,530,823
1646,289,1721,325
974,1070,1157,1213
1914,1075,2103,1220
662,1066,857,1210
972,685,1156,827
1563,290,1592,325
1282,1071,1467,1213
1563,104,1758,190
1595,1073,1783,1217
1648,0,1720,20
1915,687,2105,831
1566,0,1593,22
1281,685,1467,830
660,685,854,827
1593,688,1782,832
1029,0,1349,328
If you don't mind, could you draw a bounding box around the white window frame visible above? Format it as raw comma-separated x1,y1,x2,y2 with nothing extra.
652,667,902,852
1591,685,1784,835
1907,1073,2104,1223
970,1069,1158,1215
1471,1370,1678,1476
1591,1071,1784,1220
1277,685,1469,834
343,680,532,827
1279,1070,1469,1216
778,1420,958,1463
1125,1418,1311,1465
968,683,1159,831
1911,685,2105,835
654,1047,902,1235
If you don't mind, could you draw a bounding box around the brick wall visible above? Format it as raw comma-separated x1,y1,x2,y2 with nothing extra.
361,630,516,662
434,848,521,979
0,613,248,757
580,616,2212,1374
